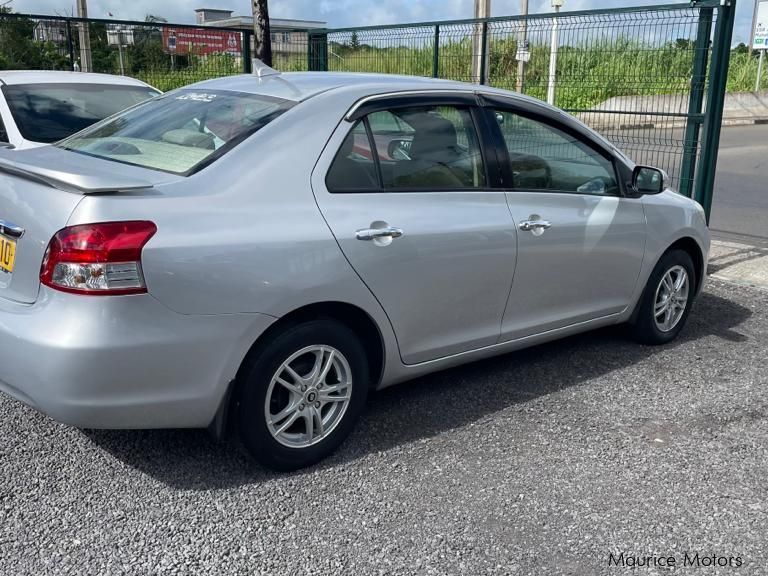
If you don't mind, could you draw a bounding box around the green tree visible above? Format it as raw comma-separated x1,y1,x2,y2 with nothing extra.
350,31,360,50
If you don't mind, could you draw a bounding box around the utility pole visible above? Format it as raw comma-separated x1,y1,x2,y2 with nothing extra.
472,0,491,84
516,0,528,92
76,0,92,72
252,0,273,67
547,0,564,105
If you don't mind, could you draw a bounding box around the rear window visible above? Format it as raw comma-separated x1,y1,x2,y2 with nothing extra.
3,83,160,143
57,89,293,175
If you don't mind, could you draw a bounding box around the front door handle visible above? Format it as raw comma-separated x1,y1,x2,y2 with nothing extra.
355,226,404,241
519,219,552,232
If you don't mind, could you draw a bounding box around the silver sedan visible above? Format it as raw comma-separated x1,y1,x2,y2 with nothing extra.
0,71,709,470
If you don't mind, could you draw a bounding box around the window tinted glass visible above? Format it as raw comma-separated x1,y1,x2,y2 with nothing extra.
326,120,379,191
492,109,618,195
3,83,160,143
58,89,293,175
372,106,485,190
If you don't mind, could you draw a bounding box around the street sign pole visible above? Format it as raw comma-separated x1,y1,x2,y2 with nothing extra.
753,0,768,91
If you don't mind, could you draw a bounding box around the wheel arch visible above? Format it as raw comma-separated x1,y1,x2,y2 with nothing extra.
235,301,385,393
628,234,705,326
666,236,705,295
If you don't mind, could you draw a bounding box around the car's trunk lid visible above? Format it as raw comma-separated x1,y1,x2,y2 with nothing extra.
0,146,171,304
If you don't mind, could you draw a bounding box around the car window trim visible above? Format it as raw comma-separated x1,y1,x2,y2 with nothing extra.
346,91,480,122
363,116,385,189
479,105,626,197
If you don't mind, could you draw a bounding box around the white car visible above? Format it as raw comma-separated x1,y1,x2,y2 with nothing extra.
0,71,160,149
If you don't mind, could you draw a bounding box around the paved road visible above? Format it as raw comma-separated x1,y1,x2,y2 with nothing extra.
1,279,766,575
710,124,768,243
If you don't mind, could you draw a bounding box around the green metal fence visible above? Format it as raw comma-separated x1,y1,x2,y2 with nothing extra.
0,3,736,219
307,1,736,220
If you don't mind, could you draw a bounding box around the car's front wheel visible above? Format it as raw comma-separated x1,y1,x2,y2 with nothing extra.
238,319,368,471
631,248,696,345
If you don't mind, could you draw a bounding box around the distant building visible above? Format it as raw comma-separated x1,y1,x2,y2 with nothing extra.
33,20,68,44
194,8,326,56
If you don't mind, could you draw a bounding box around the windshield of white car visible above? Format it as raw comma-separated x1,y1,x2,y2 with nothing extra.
57,89,295,175
3,83,160,143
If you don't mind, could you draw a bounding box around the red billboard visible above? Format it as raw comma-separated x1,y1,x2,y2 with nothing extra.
162,27,242,56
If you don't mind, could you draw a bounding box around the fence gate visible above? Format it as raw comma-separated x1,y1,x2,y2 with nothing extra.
308,0,736,220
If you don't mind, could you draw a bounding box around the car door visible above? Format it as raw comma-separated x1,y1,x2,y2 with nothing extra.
482,101,647,342
312,95,517,365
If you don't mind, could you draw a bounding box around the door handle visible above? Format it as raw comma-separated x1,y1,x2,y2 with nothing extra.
355,226,404,241
519,220,552,232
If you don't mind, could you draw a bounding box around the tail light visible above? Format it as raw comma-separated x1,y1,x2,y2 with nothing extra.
41,221,157,296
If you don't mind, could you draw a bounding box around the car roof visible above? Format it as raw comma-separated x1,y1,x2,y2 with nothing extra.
0,70,157,89
186,72,505,103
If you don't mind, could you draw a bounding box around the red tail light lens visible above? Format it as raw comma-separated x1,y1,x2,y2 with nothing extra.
41,221,157,296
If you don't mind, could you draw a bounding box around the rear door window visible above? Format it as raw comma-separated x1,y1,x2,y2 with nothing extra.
327,105,487,192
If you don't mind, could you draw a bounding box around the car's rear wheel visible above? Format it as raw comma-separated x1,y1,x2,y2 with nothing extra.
238,319,368,471
631,249,695,345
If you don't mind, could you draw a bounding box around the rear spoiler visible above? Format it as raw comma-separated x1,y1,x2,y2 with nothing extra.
0,155,153,194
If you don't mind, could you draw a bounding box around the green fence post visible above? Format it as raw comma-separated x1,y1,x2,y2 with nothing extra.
308,31,328,71
242,31,252,73
479,21,489,85
678,7,713,198
432,24,440,78
694,0,736,222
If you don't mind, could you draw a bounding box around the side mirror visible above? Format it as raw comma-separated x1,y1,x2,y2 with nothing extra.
632,165,667,195
387,138,412,160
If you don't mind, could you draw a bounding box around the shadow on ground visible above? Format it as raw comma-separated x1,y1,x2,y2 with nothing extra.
85,289,753,489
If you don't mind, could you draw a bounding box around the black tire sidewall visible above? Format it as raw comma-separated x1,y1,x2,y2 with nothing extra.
634,249,696,345
238,319,369,471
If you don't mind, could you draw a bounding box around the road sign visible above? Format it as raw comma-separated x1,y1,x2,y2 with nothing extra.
754,0,768,50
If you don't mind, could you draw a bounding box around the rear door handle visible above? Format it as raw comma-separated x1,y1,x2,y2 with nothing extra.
519,220,552,232
355,226,404,241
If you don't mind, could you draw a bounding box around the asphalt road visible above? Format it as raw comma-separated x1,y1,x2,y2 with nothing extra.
710,124,768,244
1,278,766,575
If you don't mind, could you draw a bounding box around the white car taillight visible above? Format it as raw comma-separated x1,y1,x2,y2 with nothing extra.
40,221,157,296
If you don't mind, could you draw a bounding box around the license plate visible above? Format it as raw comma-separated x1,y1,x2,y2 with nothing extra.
0,235,16,274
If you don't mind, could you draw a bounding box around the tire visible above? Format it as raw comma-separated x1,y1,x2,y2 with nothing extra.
630,249,696,345
238,319,368,471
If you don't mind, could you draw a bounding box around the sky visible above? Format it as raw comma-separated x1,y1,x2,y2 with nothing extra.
12,0,759,44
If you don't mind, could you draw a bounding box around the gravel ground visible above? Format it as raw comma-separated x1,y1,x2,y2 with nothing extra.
1,278,767,576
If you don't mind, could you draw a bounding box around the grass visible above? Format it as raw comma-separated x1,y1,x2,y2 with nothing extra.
129,40,767,107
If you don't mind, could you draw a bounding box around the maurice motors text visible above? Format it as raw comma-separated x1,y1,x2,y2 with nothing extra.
608,553,743,568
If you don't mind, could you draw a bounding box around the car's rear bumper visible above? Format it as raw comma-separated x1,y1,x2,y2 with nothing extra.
0,287,275,429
